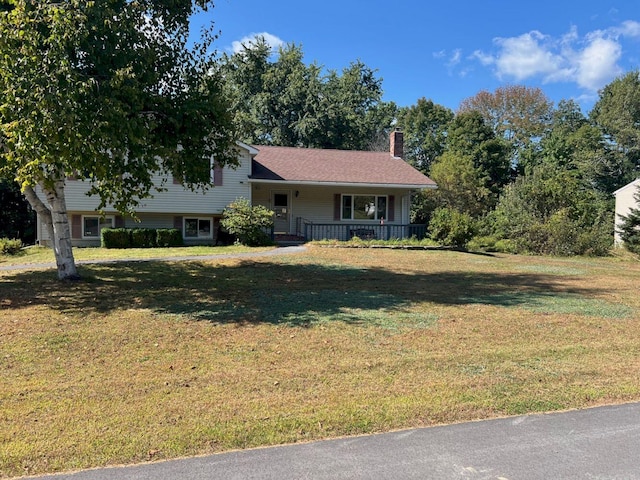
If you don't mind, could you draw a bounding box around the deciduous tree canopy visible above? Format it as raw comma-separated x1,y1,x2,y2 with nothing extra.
0,0,235,279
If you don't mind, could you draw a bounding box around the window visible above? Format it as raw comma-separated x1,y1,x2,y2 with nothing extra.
82,215,114,239
341,195,387,221
183,158,215,184
184,218,212,239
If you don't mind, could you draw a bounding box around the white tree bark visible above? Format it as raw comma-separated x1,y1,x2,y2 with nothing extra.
32,180,80,280
23,185,54,242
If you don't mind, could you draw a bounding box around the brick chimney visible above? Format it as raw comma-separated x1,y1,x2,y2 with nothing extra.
390,128,404,158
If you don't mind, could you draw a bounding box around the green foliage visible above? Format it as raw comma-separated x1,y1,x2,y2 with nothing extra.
101,228,131,249
590,71,640,177
617,185,640,254
221,198,274,247
485,168,613,256
428,207,475,248
131,228,157,248
396,98,453,172
220,39,395,150
0,237,22,255
0,180,35,243
156,229,184,247
459,85,553,163
0,0,235,278
101,228,184,248
428,152,492,218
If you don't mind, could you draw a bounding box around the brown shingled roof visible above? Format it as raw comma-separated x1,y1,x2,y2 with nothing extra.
250,145,436,188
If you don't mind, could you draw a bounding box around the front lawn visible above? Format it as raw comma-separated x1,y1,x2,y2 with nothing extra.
1,247,639,477
0,244,272,267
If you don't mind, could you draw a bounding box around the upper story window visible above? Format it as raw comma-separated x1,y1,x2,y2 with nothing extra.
174,158,222,186
341,195,387,221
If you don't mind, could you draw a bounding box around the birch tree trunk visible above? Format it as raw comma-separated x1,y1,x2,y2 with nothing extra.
40,180,79,280
23,185,54,244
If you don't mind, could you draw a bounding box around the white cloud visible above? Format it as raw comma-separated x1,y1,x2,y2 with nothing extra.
231,32,284,54
492,31,564,81
461,20,640,93
574,35,622,90
614,20,640,38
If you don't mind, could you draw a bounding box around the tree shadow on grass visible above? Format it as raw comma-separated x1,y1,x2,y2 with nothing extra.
0,257,625,327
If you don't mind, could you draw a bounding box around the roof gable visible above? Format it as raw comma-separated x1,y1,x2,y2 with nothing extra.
613,178,640,196
250,145,436,188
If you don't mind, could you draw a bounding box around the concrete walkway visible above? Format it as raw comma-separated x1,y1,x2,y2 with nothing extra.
0,245,307,272
24,402,640,480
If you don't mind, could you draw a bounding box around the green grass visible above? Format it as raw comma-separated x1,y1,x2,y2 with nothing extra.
0,244,273,266
1,247,640,478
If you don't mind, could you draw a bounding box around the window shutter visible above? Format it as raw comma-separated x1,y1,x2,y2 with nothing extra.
334,194,341,221
388,195,395,222
173,216,183,230
115,215,125,228
213,162,223,186
71,215,81,239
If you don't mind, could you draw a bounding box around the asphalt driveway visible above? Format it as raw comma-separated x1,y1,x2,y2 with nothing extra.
24,402,640,480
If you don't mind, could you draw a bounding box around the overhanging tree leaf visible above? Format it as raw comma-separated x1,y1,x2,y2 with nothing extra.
0,0,235,280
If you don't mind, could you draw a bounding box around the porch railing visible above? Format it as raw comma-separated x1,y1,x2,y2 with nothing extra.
303,223,427,242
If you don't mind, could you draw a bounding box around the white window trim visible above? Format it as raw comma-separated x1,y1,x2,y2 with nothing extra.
81,215,115,239
183,217,213,239
341,194,388,221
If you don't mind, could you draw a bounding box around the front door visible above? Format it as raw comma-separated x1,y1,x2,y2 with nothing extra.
273,192,290,233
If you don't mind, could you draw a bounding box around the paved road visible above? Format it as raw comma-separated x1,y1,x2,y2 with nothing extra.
0,245,307,272
26,402,640,480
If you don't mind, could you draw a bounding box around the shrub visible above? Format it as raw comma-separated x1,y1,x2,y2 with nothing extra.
0,237,22,255
156,229,183,247
467,235,499,252
101,228,131,248
131,228,157,248
493,239,520,254
428,207,475,248
221,198,274,247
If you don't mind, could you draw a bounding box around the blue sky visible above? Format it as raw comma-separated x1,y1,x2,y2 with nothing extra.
195,0,640,113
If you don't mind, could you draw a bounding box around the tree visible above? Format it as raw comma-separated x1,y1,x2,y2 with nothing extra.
446,111,511,199
524,100,626,194
427,151,491,218
0,0,235,279
221,41,395,150
459,85,553,166
396,98,453,173
617,185,640,254
590,71,640,181
0,179,35,242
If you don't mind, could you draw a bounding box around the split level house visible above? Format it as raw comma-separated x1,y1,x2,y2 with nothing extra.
36,130,437,246
613,178,640,246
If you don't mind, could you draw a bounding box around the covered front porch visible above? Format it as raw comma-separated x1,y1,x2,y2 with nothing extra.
251,182,427,243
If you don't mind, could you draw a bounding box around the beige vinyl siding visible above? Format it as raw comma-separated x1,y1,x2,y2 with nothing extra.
36,149,253,246
62,155,251,215
614,179,640,245
251,183,412,232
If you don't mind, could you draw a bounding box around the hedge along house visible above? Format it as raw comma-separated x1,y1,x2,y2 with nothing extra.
35,131,436,246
